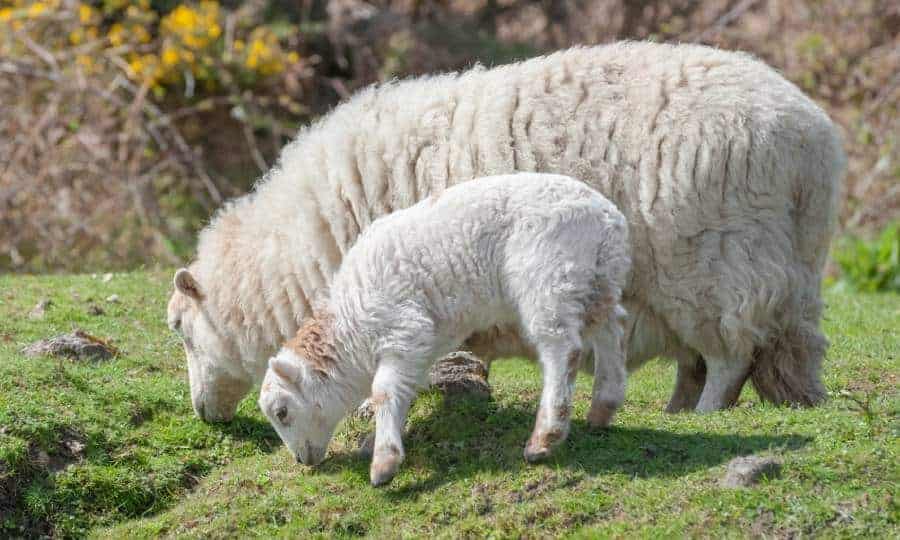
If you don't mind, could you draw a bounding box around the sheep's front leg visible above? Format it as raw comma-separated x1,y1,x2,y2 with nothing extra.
369,367,415,487
665,351,706,413
524,342,580,463
585,322,627,428
694,355,752,412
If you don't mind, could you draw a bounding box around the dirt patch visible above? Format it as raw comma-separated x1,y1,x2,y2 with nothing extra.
22,330,118,361
507,470,583,503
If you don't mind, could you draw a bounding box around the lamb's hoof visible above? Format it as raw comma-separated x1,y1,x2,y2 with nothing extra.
523,445,552,463
587,402,618,428
523,429,564,463
370,451,403,487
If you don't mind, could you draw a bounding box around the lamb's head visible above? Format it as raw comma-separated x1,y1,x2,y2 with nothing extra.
168,268,248,423
259,317,347,465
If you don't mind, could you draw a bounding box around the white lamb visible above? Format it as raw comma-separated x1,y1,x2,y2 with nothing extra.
168,41,845,423
257,173,630,486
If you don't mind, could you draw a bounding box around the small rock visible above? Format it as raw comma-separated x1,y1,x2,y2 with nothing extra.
22,330,118,362
720,456,782,488
29,299,52,319
106,294,120,303
101,273,113,283
428,351,491,398
63,439,85,456
354,398,375,420
87,304,105,316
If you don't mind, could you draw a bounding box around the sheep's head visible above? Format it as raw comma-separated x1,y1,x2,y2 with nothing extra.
258,346,346,466
168,268,245,422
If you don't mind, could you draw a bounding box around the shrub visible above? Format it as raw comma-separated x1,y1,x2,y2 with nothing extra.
832,223,900,293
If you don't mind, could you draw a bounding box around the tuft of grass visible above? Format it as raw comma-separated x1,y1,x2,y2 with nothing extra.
0,271,897,538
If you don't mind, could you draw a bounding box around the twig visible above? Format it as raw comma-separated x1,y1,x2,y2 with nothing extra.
692,0,761,43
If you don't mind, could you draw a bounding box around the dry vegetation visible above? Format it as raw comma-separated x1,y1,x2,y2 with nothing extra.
1,0,898,272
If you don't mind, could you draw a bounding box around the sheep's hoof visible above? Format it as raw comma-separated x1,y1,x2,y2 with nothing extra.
587,402,617,428
370,450,403,487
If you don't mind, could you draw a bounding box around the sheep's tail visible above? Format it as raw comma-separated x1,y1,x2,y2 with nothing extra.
751,116,844,408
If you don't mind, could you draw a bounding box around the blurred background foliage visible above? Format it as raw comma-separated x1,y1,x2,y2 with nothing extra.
1,0,898,284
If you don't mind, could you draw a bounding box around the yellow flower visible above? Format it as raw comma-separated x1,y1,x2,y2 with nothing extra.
287,51,299,64
76,54,93,70
180,49,194,62
86,26,98,39
27,2,46,17
0,8,12,21
208,23,220,38
233,39,244,51
132,24,151,44
69,28,83,45
108,23,124,46
168,5,199,31
129,57,144,76
78,4,94,24
161,46,180,66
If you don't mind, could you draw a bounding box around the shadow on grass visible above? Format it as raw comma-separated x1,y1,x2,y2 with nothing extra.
209,415,282,453
316,393,812,497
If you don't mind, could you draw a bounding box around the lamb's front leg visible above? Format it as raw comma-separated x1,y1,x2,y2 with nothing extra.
369,366,415,487
524,341,580,462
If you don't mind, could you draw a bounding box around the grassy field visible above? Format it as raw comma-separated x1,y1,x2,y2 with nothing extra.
0,271,897,538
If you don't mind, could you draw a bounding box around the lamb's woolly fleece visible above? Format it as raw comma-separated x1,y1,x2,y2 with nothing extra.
172,41,845,418
259,173,630,467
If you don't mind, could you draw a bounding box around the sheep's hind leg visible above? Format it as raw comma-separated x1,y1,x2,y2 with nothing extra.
694,355,752,412
369,365,416,487
665,351,706,413
524,339,581,463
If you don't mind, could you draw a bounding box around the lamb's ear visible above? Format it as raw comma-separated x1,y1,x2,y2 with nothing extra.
270,354,302,383
174,268,203,302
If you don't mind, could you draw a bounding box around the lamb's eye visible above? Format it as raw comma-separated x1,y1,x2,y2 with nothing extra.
276,406,288,424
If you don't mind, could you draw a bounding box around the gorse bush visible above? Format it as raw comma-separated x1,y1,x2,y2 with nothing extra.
0,0,314,270
833,223,900,293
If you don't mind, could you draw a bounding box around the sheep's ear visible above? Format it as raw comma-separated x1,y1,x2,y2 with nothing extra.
174,268,203,302
270,354,302,383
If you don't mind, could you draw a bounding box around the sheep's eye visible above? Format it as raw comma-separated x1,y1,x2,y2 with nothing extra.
276,406,288,424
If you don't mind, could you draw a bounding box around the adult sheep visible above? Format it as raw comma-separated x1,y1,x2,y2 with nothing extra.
167,41,845,422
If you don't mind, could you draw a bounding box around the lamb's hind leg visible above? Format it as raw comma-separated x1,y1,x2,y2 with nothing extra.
585,315,627,429
524,338,582,463
694,355,752,412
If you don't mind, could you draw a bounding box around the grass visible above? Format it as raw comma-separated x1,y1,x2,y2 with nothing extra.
0,270,897,538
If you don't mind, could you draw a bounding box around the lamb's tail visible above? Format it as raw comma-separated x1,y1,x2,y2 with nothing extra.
751,114,845,407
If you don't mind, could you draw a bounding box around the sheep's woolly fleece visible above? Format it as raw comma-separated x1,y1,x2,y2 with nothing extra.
168,41,845,421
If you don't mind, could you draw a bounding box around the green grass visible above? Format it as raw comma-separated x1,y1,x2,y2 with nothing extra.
0,271,897,538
